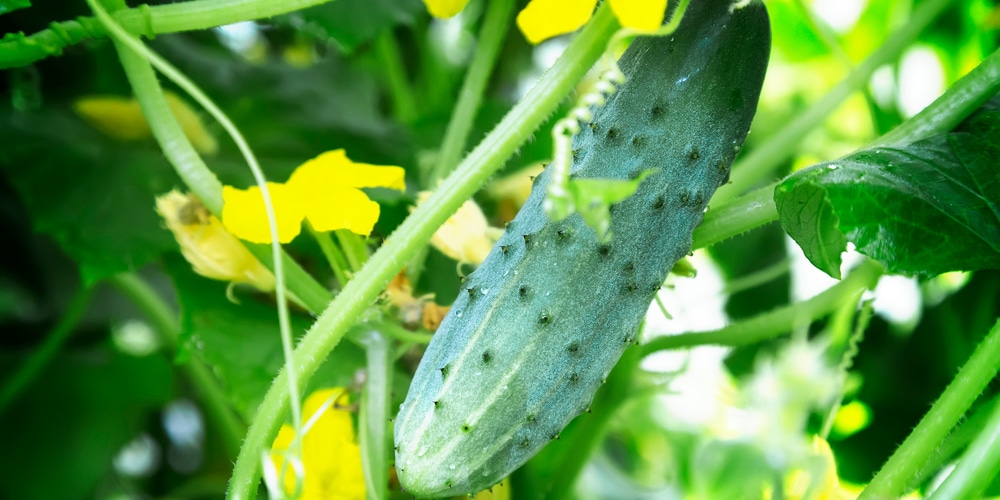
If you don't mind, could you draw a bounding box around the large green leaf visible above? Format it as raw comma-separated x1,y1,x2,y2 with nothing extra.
164,255,367,420
775,108,1000,278
0,346,173,500
276,0,424,53
0,0,29,16
0,109,180,285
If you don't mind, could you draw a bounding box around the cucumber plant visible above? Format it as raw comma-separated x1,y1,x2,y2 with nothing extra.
393,1,772,496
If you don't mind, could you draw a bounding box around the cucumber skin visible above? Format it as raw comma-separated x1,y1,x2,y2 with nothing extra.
394,2,771,496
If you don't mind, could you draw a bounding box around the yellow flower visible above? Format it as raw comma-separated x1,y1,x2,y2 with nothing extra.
155,190,275,291
270,388,365,500
766,437,863,500
517,0,667,44
416,191,496,266
73,91,218,155
422,0,667,43
422,0,469,19
221,150,406,244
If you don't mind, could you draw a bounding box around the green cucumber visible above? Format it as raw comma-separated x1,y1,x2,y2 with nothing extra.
394,1,771,496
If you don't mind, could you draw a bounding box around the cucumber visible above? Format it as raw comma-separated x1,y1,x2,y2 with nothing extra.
394,2,771,496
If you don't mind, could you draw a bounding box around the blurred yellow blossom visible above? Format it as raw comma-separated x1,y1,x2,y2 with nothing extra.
222,150,406,244
73,91,218,154
416,191,496,266
422,0,469,19
771,437,857,500
155,190,274,291
270,388,365,500
516,0,667,44
472,478,511,500
487,163,545,222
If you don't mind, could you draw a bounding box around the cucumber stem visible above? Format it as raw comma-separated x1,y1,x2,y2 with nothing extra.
640,259,883,354
0,0,335,69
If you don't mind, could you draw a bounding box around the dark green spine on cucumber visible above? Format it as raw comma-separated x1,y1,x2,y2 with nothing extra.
395,2,771,496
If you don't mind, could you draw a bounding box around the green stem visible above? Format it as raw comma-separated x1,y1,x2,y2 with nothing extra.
375,30,419,124
109,273,245,459
0,0,335,69
89,0,305,458
712,0,954,203
913,392,1000,487
377,321,434,344
427,0,515,184
861,319,1000,500
692,183,778,250
721,258,790,296
227,6,620,498
335,230,369,273
641,259,883,355
928,395,1000,500
308,225,351,288
869,46,1000,149
0,286,93,416
359,331,392,500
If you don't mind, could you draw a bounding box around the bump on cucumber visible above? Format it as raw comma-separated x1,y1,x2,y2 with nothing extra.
395,1,771,496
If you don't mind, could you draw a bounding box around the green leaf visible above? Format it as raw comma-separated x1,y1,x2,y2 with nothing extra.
276,0,424,53
553,169,656,241
774,177,849,278
0,347,173,500
0,108,180,285
776,109,1000,278
164,255,367,420
0,0,30,16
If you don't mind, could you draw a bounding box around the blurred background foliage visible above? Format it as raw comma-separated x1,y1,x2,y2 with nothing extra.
0,0,998,498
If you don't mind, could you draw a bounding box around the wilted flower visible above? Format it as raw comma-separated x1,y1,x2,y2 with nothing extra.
416,191,497,267
155,190,274,291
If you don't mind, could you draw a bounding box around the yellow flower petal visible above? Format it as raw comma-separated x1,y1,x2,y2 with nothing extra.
290,149,406,191
423,0,470,18
303,186,382,236
74,91,217,154
73,96,150,140
608,0,667,32
287,150,405,236
271,389,365,500
221,183,305,244
417,191,496,266
516,0,598,44
155,190,275,291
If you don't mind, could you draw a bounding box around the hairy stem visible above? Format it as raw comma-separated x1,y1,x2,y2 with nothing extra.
227,6,621,497
870,46,1000,148
693,183,778,250
641,259,884,354
861,319,1000,500
927,396,1000,499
